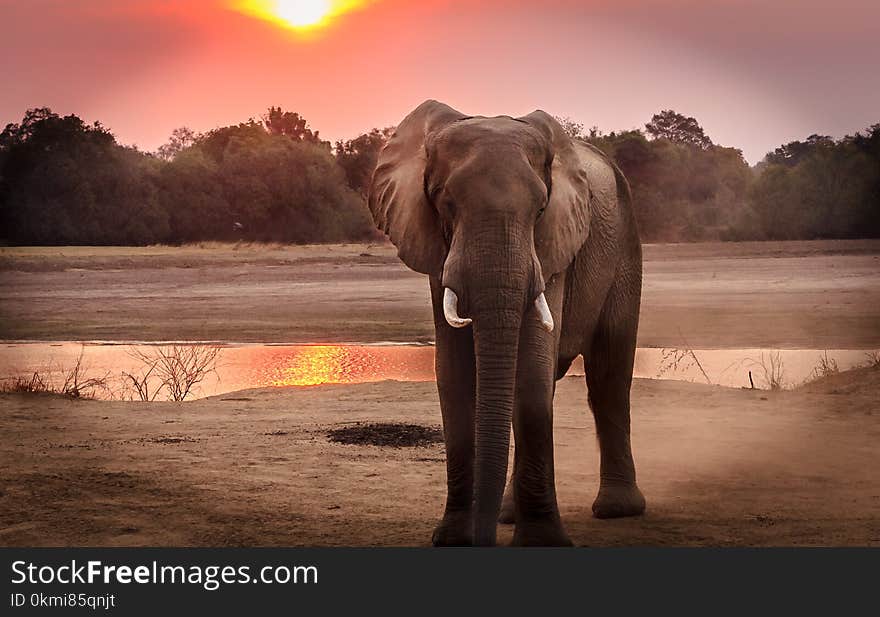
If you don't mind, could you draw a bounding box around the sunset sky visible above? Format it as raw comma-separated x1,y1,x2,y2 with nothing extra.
1,0,878,163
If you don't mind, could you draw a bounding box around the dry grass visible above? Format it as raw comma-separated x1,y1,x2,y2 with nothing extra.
0,347,109,399
0,372,52,395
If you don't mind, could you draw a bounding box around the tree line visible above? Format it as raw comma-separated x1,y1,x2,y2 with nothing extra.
0,106,877,245
563,110,879,242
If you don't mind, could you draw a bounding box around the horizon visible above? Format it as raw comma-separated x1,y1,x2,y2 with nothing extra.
2,0,879,164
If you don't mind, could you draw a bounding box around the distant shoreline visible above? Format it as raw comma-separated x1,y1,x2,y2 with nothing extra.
1,240,878,349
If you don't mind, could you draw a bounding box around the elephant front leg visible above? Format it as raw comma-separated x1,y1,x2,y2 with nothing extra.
429,279,476,546
510,278,571,547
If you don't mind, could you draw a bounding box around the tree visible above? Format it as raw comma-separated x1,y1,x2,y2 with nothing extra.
553,116,603,142
334,127,394,196
554,116,585,140
195,120,267,164
585,119,751,241
645,110,713,149
262,106,326,147
0,108,168,244
156,127,197,161
0,107,375,245
850,124,880,237
195,120,373,242
747,129,880,240
157,147,230,241
2,105,877,246
764,134,833,167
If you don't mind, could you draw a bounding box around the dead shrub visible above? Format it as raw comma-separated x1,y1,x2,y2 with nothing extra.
658,329,712,384
746,351,786,391
125,344,221,401
58,348,111,398
806,350,840,383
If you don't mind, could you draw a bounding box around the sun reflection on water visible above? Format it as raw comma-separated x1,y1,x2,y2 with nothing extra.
265,345,435,387
271,345,352,386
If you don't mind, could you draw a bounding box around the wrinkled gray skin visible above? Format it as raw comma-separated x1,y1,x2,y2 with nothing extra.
368,100,645,546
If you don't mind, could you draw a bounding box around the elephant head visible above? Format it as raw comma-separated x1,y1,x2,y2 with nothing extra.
368,100,593,544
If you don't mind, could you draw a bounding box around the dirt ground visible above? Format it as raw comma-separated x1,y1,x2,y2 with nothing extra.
0,239,878,546
1,239,879,348
1,367,877,547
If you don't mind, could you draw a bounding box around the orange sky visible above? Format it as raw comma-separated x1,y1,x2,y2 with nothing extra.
1,0,878,163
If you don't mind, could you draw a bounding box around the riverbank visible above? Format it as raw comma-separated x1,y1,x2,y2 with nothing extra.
2,240,879,348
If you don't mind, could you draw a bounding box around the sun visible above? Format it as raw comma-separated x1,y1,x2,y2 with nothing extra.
275,0,331,28
232,0,370,32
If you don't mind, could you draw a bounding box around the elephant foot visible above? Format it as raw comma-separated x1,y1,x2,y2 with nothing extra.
511,518,572,547
431,511,473,547
592,482,646,519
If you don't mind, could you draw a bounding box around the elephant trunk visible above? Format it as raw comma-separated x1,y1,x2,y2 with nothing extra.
449,226,536,545
471,302,522,545
441,217,545,545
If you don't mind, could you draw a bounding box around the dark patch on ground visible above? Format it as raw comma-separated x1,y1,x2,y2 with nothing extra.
327,422,443,448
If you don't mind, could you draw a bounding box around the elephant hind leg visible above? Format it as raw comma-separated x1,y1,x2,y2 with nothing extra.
584,279,645,519
498,474,516,524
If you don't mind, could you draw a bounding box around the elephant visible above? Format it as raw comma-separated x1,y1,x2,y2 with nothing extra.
367,100,645,546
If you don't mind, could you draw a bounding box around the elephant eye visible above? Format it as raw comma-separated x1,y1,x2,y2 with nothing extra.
537,206,546,219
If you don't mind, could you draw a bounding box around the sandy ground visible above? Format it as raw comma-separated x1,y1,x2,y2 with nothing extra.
0,240,878,547
1,367,877,547
2,240,879,348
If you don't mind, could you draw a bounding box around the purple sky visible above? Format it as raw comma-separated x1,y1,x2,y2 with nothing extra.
1,0,878,163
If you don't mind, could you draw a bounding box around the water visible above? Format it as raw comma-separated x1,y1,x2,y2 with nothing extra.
0,342,875,400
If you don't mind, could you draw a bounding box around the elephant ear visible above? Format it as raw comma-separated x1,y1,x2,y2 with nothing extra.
519,110,594,277
368,100,467,277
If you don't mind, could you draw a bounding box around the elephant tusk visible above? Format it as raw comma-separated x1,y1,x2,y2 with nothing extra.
443,288,472,328
535,293,554,333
